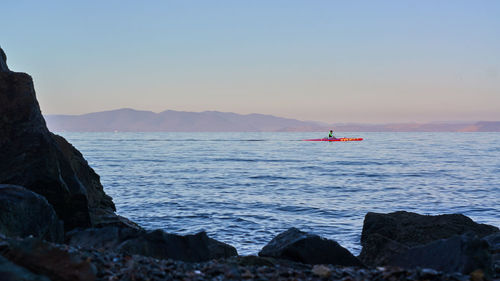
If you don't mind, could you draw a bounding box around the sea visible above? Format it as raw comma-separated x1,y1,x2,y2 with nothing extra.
59,132,500,255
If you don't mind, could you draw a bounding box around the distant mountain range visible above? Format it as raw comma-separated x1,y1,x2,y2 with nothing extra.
44,108,500,132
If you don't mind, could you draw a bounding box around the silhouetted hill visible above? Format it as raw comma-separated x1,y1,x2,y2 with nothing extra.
44,109,327,132
44,109,500,132
457,121,500,132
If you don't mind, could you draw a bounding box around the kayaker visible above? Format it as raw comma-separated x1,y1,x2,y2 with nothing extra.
328,130,336,139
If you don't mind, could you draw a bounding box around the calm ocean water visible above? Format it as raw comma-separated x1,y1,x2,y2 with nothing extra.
60,132,500,255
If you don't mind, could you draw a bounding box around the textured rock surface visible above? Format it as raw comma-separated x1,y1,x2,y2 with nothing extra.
0,184,63,242
259,227,363,266
66,226,238,262
0,47,122,231
51,134,139,230
357,233,409,266
1,236,471,281
359,211,499,265
389,233,493,277
484,233,500,278
0,255,51,281
1,237,96,281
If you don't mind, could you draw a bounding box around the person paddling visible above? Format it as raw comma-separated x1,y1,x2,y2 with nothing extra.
328,130,336,139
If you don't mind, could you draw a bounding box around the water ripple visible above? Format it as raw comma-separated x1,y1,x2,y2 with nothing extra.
59,132,500,255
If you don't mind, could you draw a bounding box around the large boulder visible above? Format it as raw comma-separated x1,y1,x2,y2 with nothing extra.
119,229,238,262
66,226,142,249
359,211,499,265
389,233,493,278
66,226,238,262
258,228,363,266
0,47,125,231
0,185,63,242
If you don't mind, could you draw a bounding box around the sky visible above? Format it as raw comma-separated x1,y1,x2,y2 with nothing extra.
2,0,500,123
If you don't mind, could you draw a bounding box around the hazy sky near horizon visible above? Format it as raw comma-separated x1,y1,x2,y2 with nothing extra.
2,0,500,123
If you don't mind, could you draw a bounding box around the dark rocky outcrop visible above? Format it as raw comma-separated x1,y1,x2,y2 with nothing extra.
389,233,493,278
66,226,238,262
359,211,499,265
0,185,63,243
0,255,50,281
50,134,139,230
0,47,125,231
0,47,237,265
119,229,238,262
259,227,363,266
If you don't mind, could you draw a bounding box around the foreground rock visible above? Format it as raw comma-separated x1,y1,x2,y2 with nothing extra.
259,227,363,267
120,229,238,262
0,47,128,231
66,226,237,262
389,233,493,278
1,235,470,281
0,184,63,243
360,211,499,266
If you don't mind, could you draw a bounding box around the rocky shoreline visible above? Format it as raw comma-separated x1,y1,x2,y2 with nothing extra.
1,47,499,280
0,233,485,281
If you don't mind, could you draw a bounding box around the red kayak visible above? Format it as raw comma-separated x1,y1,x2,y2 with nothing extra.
303,138,363,142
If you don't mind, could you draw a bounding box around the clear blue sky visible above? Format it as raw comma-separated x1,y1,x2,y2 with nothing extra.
2,0,499,123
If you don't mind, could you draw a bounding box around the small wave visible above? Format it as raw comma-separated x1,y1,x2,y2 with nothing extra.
213,158,301,163
213,158,257,162
336,160,407,166
101,138,270,142
354,172,390,178
167,139,268,142
135,159,168,163
248,175,297,180
276,205,320,213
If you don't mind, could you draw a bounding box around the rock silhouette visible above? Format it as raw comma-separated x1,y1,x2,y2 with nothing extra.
259,227,363,266
66,227,238,262
359,211,499,265
0,47,124,231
